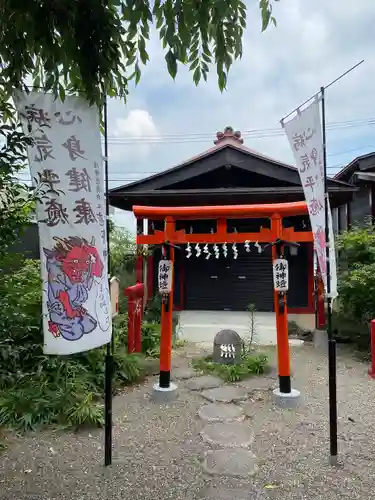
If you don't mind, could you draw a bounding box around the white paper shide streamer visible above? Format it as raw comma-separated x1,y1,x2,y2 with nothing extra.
282,98,337,298
232,243,238,259
203,243,211,260
213,243,220,259
15,91,111,355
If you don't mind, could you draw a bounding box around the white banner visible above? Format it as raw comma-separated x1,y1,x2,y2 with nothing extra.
282,98,337,298
15,91,112,355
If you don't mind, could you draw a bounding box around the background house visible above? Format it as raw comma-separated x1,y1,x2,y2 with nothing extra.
333,152,375,232
109,127,355,341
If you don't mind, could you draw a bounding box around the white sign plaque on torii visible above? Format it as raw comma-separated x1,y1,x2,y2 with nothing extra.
273,258,289,292
158,259,173,294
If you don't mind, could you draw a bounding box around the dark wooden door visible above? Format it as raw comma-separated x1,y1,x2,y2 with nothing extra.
184,244,273,311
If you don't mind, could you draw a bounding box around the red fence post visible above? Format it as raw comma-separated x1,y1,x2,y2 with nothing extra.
127,299,135,353
369,319,375,379
124,283,145,354
134,298,143,353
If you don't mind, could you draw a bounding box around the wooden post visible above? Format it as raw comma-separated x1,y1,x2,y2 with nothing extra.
136,218,144,283
127,299,135,353
159,243,175,388
124,283,144,354
272,216,292,394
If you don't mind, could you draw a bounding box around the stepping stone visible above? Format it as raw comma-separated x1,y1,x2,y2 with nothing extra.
187,375,223,391
196,485,260,499
198,403,245,422
201,386,248,403
172,368,196,380
200,421,254,448
202,449,258,477
237,377,277,392
242,402,255,419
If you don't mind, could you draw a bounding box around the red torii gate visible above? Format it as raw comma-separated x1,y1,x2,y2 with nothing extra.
133,201,312,396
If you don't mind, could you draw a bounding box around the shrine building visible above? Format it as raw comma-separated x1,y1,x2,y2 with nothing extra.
109,127,355,342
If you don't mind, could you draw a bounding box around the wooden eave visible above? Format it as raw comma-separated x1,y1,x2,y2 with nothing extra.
110,185,357,212
334,152,375,183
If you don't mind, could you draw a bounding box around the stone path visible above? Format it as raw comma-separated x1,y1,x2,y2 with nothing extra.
2,344,375,499
170,345,276,497
181,361,264,488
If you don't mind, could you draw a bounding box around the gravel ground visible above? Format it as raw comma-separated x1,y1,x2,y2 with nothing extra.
1,343,375,499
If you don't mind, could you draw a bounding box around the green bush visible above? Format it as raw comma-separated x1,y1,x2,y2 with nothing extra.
109,227,136,312
144,294,162,323
113,313,162,358
0,256,144,433
141,322,161,357
0,256,43,387
335,223,375,350
192,353,269,382
332,311,370,352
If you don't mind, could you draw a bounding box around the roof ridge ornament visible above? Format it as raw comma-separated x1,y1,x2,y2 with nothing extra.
214,126,244,145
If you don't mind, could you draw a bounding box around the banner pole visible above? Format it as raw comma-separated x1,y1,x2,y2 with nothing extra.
103,95,113,467
320,86,338,465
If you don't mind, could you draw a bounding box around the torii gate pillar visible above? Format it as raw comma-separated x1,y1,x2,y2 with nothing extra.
134,202,311,407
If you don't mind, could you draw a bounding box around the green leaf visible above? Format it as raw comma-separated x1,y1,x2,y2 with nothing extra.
165,50,177,79
126,55,137,67
32,75,41,90
58,84,65,102
193,66,201,86
138,37,149,65
189,58,199,71
134,62,141,85
218,70,227,92
260,1,272,32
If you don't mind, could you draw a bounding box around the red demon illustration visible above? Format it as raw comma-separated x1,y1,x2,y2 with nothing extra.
43,236,104,341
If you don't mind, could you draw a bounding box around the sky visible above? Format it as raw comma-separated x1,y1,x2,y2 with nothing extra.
18,0,375,232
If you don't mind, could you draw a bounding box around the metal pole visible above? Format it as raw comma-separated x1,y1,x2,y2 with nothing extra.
321,86,338,465
104,95,113,467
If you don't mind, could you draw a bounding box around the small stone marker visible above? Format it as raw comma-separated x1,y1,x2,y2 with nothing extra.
213,329,242,365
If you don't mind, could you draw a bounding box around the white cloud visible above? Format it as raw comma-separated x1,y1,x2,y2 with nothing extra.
109,109,160,163
109,0,375,231
113,109,158,139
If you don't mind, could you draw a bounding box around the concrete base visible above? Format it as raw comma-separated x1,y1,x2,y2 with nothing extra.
152,382,178,403
272,388,301,408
